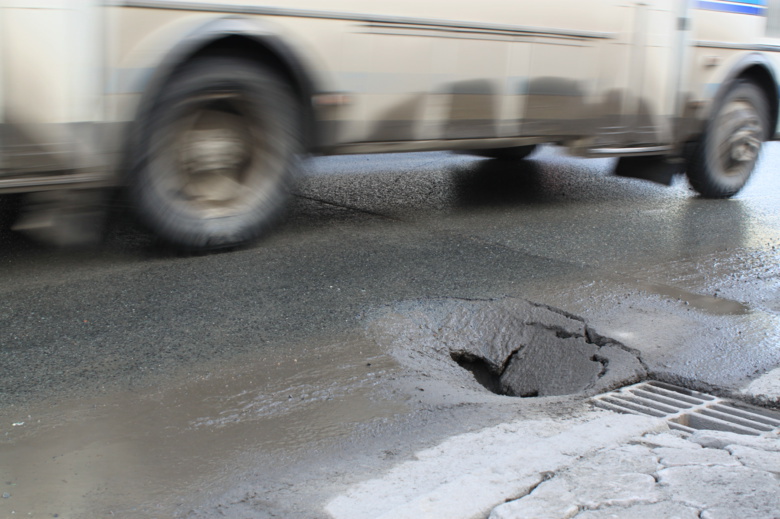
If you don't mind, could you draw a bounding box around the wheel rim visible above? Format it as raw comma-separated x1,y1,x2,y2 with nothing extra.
156,91,276,219
713,98,764,179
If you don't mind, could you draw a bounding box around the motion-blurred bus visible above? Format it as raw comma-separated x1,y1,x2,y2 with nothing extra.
1,0,777,248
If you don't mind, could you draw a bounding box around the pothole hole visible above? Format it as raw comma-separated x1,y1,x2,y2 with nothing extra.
450,351,504,395
372,298,648,398
442,299,645,397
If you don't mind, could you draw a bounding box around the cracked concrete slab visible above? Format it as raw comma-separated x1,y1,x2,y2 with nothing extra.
688,430,780,452
488,477,582,519
489,427,780,519
562,444,660,478
635,431,704,450
657,465,780,519
572,502,701,519
726,445,780,474
489,445,665,519
654,446,741,467
491,472,662,518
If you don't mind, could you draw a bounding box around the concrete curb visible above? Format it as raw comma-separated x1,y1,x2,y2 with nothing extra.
741,366,780,406
325,413,667,519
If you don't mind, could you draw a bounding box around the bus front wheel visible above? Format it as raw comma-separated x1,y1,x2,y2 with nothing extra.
130,56,300,250
686,81,769,198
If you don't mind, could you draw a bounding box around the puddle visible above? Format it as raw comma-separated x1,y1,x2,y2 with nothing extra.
638,281,751,316
0,334,404,518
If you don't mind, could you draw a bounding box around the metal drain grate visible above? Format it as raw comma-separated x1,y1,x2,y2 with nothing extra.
592,381,780,436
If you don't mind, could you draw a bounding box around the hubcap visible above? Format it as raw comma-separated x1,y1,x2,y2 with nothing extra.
715,99,763,178
164,93,265,218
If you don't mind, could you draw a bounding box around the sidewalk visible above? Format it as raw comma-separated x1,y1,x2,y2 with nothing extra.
490,427,779,519
325,372,780,519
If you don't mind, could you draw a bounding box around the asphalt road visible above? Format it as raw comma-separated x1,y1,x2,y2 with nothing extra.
1,145,779,517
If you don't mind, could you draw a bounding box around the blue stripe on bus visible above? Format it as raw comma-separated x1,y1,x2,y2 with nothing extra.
700,0,766,5
730,0,767,5
696,1,766,14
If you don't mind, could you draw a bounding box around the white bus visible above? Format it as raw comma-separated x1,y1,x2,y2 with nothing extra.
0,0,778,248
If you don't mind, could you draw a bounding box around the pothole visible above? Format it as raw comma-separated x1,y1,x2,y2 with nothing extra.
367,297,647,398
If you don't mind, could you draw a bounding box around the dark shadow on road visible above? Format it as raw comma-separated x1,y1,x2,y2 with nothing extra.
451,158,549,208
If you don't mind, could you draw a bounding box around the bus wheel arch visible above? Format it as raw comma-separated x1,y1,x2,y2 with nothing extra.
735,64,778,138
176,33,318,151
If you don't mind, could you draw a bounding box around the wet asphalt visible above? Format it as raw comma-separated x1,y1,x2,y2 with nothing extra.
0,144,779,517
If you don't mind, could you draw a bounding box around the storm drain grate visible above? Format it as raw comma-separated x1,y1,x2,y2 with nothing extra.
592,380,780,436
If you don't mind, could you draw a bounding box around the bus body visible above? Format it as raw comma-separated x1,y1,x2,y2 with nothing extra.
0,0,777,248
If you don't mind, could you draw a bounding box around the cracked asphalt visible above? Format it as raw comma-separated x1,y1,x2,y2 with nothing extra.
0,144,779,517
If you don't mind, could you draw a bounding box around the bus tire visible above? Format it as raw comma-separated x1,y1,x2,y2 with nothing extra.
686,81,769,198
130,56,300,250
474,145,537,160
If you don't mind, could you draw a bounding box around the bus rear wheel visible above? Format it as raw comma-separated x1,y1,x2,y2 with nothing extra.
686,81,768,198
130,56,300,250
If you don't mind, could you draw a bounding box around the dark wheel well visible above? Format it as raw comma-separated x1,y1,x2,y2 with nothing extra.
470,145,538,161
176,35,315,151
737,65,778,136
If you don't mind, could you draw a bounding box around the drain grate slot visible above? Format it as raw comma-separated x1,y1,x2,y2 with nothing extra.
668,422,695,434
672,413,768,436
639,382,715,404
592,381,780,437
631,388,699,410
698,408,777,432
620,394,685,414
709,403,780,427
597,397,669,417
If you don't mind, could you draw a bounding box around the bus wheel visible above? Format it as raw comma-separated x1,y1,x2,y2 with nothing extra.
130,56,300,250
686,81,768,198
474,145,537,160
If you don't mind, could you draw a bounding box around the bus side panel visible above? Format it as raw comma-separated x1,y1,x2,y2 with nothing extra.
0,0,100,176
